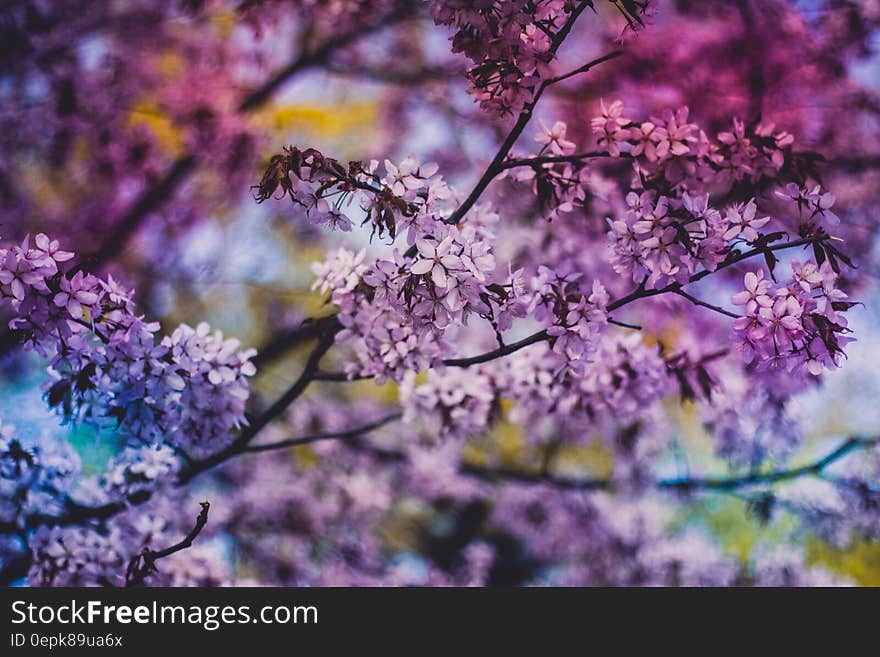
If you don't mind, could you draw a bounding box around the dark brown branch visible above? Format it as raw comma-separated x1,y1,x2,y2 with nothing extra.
124,501,210,587
245,413,402,453
672,289,741,319
351,434,879,494
442,329,551,368
178,321,340,484
608,317,642,330
251,314,341,369
499,151,624,171
311,328,552,380
315,235,829,381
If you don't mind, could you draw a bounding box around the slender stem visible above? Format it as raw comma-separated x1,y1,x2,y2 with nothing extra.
245,413,402,453
315,235,828,381
124,501,210,587
499,151,623,171
606,235,826,312
313,329,551,379
353,435,879,494
442,329,550,368
673,289,741,319
608,317,642,330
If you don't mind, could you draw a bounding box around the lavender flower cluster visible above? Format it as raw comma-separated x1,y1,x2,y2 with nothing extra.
0,235,256,458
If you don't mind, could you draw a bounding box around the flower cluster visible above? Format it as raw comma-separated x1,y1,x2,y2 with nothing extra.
697,364,802,463
607,191,764,288
28,525,128,587
160,323,257,451
3,0,875,589
103,445,180,498
503,120,589,219
400,368,497,440
500,333,669,424
27,497,228,587
731,261,853,375
313,218,520,382
530,265,609,372
774,183,840,232
590,102,800,190
304,155,529,383
0,234,256,455
508,102,802,230
255,147,451,243
429,1,576,115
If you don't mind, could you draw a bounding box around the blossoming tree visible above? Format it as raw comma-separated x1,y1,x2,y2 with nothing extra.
2,0,879,586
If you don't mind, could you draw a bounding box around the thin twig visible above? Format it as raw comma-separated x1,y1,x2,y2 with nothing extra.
608,317,642,330
315,235,828,381
352,434,880,494
673,289,741,319
499,151,624,171
245,413,402,453
124,501,210,587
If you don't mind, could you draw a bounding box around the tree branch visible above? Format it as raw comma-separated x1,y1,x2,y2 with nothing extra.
86,155,197,266
237,2,419,112
499,150,624,171
245,413,402,453
315,235,829,381
606,235,828,311
179,322,340,484
124,501,210,587
351,434,879,494
251,314,341,369
660,436,879,491
672,289,741,319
